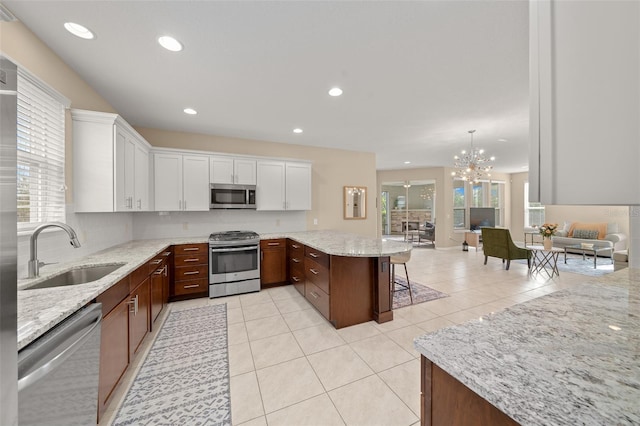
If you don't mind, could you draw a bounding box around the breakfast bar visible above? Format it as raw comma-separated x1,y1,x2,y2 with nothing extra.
414,270,640,425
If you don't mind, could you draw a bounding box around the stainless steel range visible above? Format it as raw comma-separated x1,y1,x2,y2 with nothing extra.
209,230,261,298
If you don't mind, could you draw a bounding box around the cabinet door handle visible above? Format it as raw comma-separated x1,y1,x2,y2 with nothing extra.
183,258,199,262
309,268,319,275
309,252,319,258
183,248,200,251
183,271,199,275
163,265,168,277
127,295,138,315
137,199,142,209
183,284,200,289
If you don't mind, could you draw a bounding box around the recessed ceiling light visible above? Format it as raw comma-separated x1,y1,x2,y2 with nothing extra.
64,22,94,40
183,108,197,115
497,138,508,142
158,35,183,52
328,87,343,97
404,161,411,164
293,128,303,134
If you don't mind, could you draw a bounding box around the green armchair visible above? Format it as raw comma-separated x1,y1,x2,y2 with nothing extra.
480,227,531,270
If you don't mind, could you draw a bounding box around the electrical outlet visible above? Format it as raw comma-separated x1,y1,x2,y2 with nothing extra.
313,218,318,225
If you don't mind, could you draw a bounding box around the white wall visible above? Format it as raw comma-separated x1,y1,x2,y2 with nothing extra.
132,210,306,240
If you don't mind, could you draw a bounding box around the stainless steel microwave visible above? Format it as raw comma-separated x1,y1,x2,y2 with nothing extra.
210,184,256,209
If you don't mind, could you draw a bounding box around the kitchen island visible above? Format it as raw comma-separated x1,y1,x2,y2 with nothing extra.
414,269,640,425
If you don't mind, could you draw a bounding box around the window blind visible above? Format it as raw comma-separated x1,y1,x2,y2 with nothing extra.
17,72,67,229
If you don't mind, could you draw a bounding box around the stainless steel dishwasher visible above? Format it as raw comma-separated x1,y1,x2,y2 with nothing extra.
18,303,102,425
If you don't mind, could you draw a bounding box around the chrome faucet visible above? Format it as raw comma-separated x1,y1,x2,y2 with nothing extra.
28,222,81,278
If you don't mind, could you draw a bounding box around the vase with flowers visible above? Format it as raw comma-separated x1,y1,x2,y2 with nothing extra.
539,223,558,250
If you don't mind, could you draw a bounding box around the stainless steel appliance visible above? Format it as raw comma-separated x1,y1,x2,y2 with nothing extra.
18,303,102,426
210,183,256,209
0,55,18,425
209,230,261,297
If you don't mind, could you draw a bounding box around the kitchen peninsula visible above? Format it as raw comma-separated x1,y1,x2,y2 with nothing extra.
17,230,411,349
414,270,640,425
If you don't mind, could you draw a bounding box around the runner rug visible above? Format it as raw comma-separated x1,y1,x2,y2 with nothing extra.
113,303,231,425
392,278,448,309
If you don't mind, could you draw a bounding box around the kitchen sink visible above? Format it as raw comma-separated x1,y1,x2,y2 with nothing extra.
25,263,126,290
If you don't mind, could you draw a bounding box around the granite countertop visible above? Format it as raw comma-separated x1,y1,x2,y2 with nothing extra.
18,230,410,350
414,269,640,425
261,230,412,257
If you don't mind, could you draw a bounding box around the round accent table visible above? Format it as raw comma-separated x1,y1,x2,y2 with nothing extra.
527,245,564,278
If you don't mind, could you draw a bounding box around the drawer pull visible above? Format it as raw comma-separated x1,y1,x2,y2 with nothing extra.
183,271,200,275
309,268,319,275
150,259,162,265
309,252,319,258
183,284,200,289
292,276,300,282
309,291,319,299
162,251,171,256
292,258,300,263
267,242,280,246
291,244,299,249
183,247,200,251
154,268,163,275
183,258,199,262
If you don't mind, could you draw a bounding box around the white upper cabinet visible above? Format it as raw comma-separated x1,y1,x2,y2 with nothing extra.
72,109,151,212
210,156,256,185
153,152,209,211
529,0,640,205
256,160,311,211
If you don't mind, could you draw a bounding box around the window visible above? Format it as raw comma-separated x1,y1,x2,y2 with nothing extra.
453,179,466,229
491,182,504,226
524,182,545,227
17,69,69,231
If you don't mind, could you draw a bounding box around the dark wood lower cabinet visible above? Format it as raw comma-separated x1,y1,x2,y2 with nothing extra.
421,356,519,426
129,277,150,360
260,239,287,287
97,297,129,422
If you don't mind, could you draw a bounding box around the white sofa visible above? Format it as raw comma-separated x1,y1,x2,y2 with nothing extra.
551,222,627,258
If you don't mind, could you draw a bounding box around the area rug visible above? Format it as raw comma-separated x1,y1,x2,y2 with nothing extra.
113,304,231,426
392,278,448,309
517,253,614,277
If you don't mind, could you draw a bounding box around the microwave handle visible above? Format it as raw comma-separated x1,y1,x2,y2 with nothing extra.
210,245,259,253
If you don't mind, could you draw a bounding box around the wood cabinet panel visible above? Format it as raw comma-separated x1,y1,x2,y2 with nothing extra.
174,243,208,256
260,239,287,286
150,262,166,326
329,256,373,329
173,252,208,267
97,297,129,422
129,264,149,292
422,357,518,426
173,278,209,296
129,278,150,360
96,276,130,317
174,264,208,281
305,246,329,269
305,257,329,295
305,281,330,320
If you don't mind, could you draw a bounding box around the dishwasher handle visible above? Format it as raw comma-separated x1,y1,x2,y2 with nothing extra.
18,303,102,392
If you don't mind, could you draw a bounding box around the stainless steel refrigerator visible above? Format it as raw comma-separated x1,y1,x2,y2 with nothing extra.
0,55,19,425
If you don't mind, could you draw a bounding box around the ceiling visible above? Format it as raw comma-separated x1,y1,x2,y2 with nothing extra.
3,0,530,173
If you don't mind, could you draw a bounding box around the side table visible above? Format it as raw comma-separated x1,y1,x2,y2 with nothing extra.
528,245,563,278
465,232,481,252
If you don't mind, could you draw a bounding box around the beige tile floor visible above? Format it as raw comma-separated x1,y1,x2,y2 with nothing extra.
102,246,586,426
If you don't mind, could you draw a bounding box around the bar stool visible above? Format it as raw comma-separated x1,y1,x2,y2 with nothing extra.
390,251,413,304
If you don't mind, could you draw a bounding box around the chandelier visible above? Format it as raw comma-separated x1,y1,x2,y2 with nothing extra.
451,130,495,182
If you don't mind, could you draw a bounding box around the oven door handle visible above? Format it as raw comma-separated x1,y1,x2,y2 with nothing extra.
210,245,259,253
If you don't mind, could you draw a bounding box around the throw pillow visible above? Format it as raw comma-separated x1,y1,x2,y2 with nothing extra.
573,229,599,239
